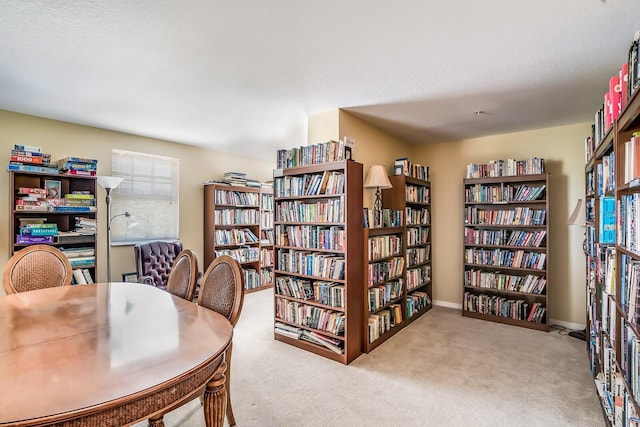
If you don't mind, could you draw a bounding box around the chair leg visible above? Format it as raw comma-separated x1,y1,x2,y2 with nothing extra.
148,415,165,427
225,344,236,426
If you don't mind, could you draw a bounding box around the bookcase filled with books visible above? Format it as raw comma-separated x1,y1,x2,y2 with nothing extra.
382,175,433,325
272,155,364,364
462,159,549,332
203,183,264,292
9,170,98,284
363,208,405,352
259,187,275,289
585,34,640,425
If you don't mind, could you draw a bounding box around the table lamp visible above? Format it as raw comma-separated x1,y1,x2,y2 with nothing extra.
364,165,392,211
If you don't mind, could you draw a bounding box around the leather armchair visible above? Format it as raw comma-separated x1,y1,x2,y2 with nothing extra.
133,241,183,290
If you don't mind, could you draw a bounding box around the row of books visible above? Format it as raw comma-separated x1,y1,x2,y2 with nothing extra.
276,138,354,169
368,257,404,285
464,206,546,226
405,184,430,204
276,250,346,280
406,226,429,247
363,208,403,228
276,224,345,251
465,228,547,248
242,268,260,290
213,228,259,246
72,268,94,285
368,234,403,260
465,157,546,178
394,157,429,181
274,322,345,355
214,208,260,225
405,207,430,226
214,247,260,263
273,171,345,198
406,264,431,291
406,291,431,318
213,189,259,206
276,199,344,223
368,304,403,342
406,246,430,267
275,299,345,336
597,150,616,195
368,280,404,311
463,292,546,323
464,269,547,295
464,183,546,203
623,133,640,185
464,248,547,270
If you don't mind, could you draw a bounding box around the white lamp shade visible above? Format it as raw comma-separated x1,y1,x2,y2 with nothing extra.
97,176,124,190
568,199,586,226
364,165,392,189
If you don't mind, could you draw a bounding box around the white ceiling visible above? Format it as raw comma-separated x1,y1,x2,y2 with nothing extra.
1,1,639,159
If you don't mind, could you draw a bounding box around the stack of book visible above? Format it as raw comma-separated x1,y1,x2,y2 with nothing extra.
63,192,96,208
75,217,97,234
61,247,96,270
16,218,58,245
8,144,59,174
223,172,247,186
15,186,48,212
56,157,98,176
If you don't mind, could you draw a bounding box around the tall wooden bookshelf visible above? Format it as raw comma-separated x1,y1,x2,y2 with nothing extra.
9,171,98,283
382,175,433,324
203,183,273,293
585,54,640,424
259,187,275,289
462,171,550,332
364,224,405,352
272,160,364,364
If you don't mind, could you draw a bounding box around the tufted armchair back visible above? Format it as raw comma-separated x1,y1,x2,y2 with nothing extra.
133,241,183,290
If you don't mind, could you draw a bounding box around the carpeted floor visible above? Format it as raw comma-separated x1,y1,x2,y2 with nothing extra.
134,289,605,427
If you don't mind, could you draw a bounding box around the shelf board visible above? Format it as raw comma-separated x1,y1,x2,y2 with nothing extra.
463,285,546,299
273,270,345,283
274,293,345,312
465,263,546,273
463,173,548,185
462,310,549,331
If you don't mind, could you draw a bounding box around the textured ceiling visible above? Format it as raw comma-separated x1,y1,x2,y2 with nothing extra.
1,1,640,159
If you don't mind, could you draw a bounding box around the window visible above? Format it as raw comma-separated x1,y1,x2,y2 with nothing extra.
110,149,179,245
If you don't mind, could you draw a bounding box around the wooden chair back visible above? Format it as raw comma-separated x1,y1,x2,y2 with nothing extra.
2,245,73,294
166,249,199,302
198,255,244,326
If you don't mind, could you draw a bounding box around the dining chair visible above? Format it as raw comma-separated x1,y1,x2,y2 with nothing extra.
147,255,244,427
2,245,73,294
198,255,245,426
165,249,199,302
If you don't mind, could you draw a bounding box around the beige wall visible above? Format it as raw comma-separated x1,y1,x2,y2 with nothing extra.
0,110,275,291
308,109,413,208
411,123,590,326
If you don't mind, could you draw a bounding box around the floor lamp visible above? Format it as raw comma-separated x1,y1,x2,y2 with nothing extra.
97,176,124,283
364,165,392,211
567,198,587,341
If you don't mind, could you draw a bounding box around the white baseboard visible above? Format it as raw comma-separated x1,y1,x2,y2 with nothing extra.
550,318,585,331
433,300,462,310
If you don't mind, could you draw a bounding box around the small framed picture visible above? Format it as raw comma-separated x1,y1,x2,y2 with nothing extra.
122,272,138,283
44,179,61,199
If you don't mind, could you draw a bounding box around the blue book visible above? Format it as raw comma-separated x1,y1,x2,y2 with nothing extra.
599,196,616,244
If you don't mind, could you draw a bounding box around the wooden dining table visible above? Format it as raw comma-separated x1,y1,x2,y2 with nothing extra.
0,282,233,427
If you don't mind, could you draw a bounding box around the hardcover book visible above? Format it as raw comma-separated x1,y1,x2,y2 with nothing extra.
599,196,616,244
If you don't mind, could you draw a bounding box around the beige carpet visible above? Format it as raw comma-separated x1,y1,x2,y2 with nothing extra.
135,289,604,427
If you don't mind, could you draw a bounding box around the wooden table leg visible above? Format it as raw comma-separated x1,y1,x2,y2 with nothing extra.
203,360,227,427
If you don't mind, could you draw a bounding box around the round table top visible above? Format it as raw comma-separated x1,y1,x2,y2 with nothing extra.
0,282,233,425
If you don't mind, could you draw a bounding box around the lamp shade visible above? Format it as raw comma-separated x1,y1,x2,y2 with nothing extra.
364,165,392,189
97,176,124,190
568,198,586,226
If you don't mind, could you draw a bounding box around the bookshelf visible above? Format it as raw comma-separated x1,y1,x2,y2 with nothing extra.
585,48,640,424
272,159,364,364
260,187,275,289
9,171,98,283
382,175,433,325
203,183,270,293
364,225,405,352
462,171,550,332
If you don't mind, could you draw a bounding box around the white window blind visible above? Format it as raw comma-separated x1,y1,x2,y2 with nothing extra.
110,149,179,245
